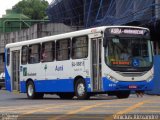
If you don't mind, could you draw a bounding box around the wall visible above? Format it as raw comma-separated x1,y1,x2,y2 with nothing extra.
0,23,83,73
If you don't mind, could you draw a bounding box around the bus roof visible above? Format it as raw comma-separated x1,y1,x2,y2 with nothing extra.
6,26,149,48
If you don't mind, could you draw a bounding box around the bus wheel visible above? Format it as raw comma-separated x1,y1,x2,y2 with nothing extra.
75,78,90,100
58,93,74,99
116,91,130,99
27,81,44,99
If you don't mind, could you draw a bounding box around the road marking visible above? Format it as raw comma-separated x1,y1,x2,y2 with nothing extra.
48,102,107,120
63,115,105,119
141,106,160,108
0,106,49,113
12,90,20,94
146,101,160,104
18,103,83,120
104,100,150,120
116,100,149,115
135,110,160,113
100,105,130,108
0,103,72,112
48,100,130,120
21,102,81,115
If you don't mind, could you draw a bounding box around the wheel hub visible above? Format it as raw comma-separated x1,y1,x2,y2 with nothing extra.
77,83,85,96
28,84,33,96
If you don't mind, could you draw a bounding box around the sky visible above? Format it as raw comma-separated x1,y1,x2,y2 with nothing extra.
0,0,53,18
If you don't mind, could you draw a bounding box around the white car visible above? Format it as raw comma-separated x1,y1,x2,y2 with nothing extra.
0,72,5,89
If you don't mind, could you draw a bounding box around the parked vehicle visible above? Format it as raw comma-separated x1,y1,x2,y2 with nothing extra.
0,72,5,89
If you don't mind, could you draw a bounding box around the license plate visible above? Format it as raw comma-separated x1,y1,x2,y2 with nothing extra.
128,85,137,89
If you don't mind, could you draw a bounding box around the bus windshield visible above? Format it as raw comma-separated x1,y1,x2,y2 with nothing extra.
105,37,153,71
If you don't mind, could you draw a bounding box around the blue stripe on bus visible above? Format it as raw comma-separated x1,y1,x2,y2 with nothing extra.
20,78,91,93
20,77,153,93
5,48,11,91
5,67,11,91
102,77,153,91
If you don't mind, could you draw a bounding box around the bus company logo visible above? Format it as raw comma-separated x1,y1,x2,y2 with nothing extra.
23,67,27,76
27,73,37,76
55,65,63,71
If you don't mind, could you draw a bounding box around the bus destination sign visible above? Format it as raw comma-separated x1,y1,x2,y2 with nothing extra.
110,28,145,35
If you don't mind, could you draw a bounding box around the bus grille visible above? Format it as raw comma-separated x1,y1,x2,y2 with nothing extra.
116,71,147,77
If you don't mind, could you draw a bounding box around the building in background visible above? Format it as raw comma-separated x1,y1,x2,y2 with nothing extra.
0,10,32,33
0,23,81,73
47,0,160,41
47,0,160,95
0,6,82,73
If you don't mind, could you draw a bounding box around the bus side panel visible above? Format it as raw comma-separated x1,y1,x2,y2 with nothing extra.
20,81,26,93
102,77,154,91
21,79,74,93
85,78,92,92
20,78,91,93
34,79,74,92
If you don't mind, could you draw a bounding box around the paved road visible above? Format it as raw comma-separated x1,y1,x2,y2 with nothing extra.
0,90,160,120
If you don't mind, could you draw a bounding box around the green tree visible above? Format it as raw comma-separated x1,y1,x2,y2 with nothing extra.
13,0,49,19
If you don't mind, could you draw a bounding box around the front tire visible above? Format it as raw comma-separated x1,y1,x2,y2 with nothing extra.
116,91,130,99
75,78,90,100
27,81,44,99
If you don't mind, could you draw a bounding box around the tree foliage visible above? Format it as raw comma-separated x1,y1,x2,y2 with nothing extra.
13,0,49,19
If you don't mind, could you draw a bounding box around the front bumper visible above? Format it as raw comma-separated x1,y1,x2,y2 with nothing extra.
103,77,153,91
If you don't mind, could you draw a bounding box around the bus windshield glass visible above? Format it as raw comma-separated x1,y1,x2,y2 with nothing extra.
105,37,153,71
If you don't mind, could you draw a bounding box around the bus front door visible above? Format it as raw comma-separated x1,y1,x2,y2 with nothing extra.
12,50,20,91
91,38,102,92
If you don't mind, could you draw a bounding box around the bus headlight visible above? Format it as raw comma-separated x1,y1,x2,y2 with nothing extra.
146,75,153,82
106,74,118,83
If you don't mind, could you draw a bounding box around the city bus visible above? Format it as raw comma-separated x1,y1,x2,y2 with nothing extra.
5,26,153,100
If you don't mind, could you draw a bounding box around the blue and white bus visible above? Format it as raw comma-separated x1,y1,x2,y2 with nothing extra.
5,26,153,99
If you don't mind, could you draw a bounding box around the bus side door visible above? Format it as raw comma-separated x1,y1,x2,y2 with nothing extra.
91,38,102,91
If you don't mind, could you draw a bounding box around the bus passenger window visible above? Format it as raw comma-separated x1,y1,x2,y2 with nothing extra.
56,39,70,61
72,36,88,59
28,44,40,64
42,42,55,62
21,46,28,65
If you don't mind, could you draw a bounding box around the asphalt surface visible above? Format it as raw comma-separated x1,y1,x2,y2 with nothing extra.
0,90,160,120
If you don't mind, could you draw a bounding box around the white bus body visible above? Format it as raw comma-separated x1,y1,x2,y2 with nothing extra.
5,26,153,99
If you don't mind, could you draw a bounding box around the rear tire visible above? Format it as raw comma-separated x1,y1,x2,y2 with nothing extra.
75,78,90,100
116,91,130,99
27,81,44,99
58,93,74,99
